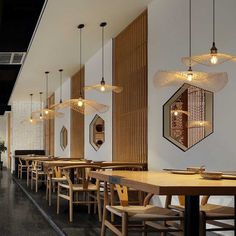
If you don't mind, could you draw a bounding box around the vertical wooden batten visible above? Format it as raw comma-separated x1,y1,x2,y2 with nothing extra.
44,94,55,156
70,67,84,158
113,10,148,163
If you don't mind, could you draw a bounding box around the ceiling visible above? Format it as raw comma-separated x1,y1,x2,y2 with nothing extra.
0,0,45,115
10,0,153,103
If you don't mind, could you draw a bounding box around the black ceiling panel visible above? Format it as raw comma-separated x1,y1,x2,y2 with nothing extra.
0,0,46,115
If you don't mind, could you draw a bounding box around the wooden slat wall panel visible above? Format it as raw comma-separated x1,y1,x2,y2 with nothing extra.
113,10,147,163
70,67,84,158
44,94,55,156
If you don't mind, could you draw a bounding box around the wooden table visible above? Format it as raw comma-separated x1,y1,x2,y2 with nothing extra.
90,170,236,236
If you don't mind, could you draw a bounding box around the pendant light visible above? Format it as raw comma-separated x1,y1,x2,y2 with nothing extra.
21,94,41,125
153,0,228,93
182,0,235,66
84,22,123,93
33,71,64,119
53,24,109,115
50,69,67,110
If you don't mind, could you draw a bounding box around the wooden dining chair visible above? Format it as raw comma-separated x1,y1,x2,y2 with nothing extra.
31,160,47,192
100,165,146,222
18,159,28,179
101,183,183,236
57,164,102,222
167,195,234,235
46,166,66,206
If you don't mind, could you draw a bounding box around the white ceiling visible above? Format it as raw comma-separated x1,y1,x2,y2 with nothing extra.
10,0,153,102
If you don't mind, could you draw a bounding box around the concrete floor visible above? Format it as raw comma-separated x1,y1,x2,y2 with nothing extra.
0,169,57,236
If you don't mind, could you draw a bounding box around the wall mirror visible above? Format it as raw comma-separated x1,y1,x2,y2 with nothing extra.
60,126,68,150
163,83,213,151
89,114,105,151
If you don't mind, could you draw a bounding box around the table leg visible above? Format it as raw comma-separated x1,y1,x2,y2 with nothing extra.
184,195,199,236
234,195,236,236
26,161,29,187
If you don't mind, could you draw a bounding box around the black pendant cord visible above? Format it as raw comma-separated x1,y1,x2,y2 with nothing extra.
213,0,215,43
59,69,63,103
100,22,107,84
39,92,43,117
30,94,33,119
189,0,192,69
78,24,84,98
45,71,49,109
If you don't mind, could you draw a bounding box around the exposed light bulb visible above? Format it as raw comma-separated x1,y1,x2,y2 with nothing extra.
187,72,193,81
100,85,105,92
30,118,33,123
78,99,83,107
174,111,178,116
199,122,203,126
45,110,49,115
40,114,43,120
210,54,218,64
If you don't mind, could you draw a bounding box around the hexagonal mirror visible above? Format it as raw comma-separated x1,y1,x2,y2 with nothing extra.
163,83,213,151
89,115,105,151
60,126,68,150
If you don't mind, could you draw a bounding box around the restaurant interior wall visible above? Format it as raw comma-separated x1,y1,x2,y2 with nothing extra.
84,40,113,162
54,78,71,157
148,0,236,215
0,116,7,167
11,101,43,170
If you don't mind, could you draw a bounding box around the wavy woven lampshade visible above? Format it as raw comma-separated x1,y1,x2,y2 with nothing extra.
21,94,41,125
84,22,122,93
154,0,228,92
182,0,235,67
52,25,109,115
154,70,228,92
33,71,64,120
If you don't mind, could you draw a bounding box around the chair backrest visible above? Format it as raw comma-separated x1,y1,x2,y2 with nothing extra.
62,164,101,189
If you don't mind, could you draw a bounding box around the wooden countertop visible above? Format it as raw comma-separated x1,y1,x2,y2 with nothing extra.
90,170,236,195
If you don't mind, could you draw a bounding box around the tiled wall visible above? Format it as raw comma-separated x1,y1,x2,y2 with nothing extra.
11,101,44,169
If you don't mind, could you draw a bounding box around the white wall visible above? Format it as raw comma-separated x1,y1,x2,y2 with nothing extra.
84,40,113,162
54,78,71,157
0,116,7,167
148,0,236,172
148,0,236,229
11,101,44,170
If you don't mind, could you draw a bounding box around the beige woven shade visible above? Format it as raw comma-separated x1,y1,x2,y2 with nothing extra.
153,70,228,92
84,83,123,93
182,53,235,67
32,108,64,120
52,98,109,115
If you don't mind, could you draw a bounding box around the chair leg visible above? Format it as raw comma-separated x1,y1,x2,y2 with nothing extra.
110,186,115,222
49,179,52,206
97,190,102,222
35,173,38,193
121,212,128,236
46,178,48,201
31,173,33,190
57,185,60,214
101,206,107,236
69,189,73,222
88,193,91,214
20,167,23,179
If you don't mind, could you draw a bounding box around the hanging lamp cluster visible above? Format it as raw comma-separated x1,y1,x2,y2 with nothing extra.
22,21,122,121
84,22,123,93
32,71,64,120
52,24,109,115
154,0,229,93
